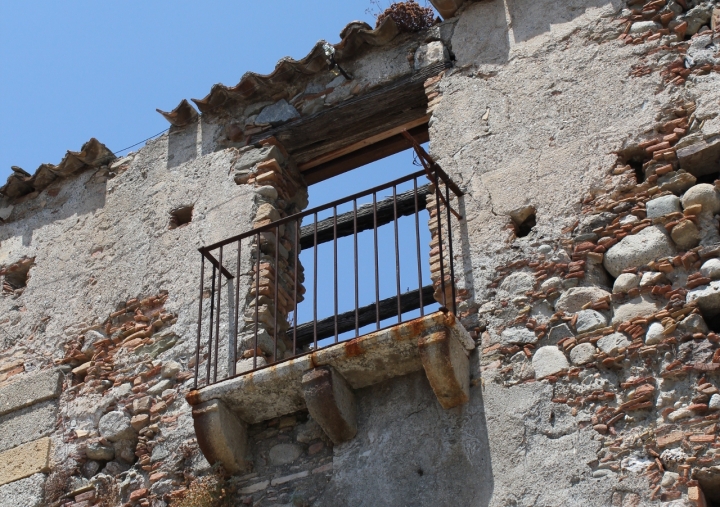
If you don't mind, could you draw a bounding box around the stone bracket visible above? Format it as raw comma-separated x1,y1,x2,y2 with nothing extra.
192,399,249,474
302,366,357,445
419,328,470,409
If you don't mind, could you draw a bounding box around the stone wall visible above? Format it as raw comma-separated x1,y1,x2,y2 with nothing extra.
4,0,720,506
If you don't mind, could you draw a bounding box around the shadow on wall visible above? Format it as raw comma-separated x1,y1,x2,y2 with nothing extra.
0,174,107,249
454,0,623,65
504,0,623,44
315,371,493,507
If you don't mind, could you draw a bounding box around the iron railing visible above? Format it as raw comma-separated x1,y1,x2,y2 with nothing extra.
192,145,463,389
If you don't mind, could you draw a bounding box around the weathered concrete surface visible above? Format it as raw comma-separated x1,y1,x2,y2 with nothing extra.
0,400,56,452
0,369,61,417
0,437,51,486
302,366,357,444
0,473,46,507
192,399,248,474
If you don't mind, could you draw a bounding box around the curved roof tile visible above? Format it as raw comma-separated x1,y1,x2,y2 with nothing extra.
163,18,400,120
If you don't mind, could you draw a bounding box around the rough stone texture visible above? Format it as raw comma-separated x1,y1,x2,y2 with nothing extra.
255,99,300,126
646,194,681,219
575,309,607,333
268,443,303,466
0,400,56,453
612,296,664,326
532,346,569,378
645,322,666,346
555,287,611,314
596,333,631,355
0,369,62,417
688,281,720,317
0,438,51,486
500,327,538,345
98,411,136,442
0,473,46,507
702,258,720,280
414,41,449,70
569,343,596,365
613,273,640,293
681,183,720,214
671,219,701,250
604,226,676,278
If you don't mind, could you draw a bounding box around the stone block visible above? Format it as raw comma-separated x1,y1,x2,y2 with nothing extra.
532,346,569,378
678,137,720,177
419,329,470,409
414,41,449,70
302,366,357,444
192,399,249,474
0,473,46,507
0,438,52,486
554,286,611,314
0,369,62,417
604,226,676,278
0,400,57,453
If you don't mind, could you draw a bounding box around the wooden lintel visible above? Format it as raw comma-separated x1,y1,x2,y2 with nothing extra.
302,124,430,185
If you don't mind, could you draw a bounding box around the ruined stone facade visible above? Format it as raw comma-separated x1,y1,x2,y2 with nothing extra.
4,0,720,505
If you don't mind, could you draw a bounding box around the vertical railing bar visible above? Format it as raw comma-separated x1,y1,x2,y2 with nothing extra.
445,183,457,315
353,199,359,337
334,206,338,343
414,178,424,317
313,212,318,350
373,193,380,330
393,185,401,324
206,265,216,386
233,240,241,378
434,172,447,309
214,246,223,383
254,233,260,370
293,218,299,358
194,254,205,389
273,226,279,364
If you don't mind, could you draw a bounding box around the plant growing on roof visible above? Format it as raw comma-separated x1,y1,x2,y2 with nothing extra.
367,0,437,32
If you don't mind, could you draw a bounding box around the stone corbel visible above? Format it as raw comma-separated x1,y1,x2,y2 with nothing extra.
302,366,357,444
419,325,470,409
192,399,249,474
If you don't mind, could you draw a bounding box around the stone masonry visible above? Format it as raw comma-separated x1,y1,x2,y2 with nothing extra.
6,0,720,506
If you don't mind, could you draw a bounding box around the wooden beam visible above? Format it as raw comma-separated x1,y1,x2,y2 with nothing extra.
289,285,436,348
302,124,429,185
250,61,448,166
299,184,430,250
298,115,430,172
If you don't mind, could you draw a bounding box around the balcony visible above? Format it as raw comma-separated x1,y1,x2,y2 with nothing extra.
185,145,473,473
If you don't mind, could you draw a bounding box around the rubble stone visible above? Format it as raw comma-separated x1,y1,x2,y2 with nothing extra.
575,310,606,333
612,273,639,294
268,443,303,466
629,21,661,34
414,41,449,70
98,411,136,442
681,183,720,214
500,327,537,346
548,323,574,343
709,394,720,411
646,194,681,219
569,343,596,366
688,281,720,317
499,271,535,295
702,259,720,280
255,99,300,126
161,361,181,379
612,296,663,326
604,226,676,278
554,287,611,314
597,333,631,355
85,442,115,461
678,314,709,335
671,219,701,250
645,323,666,346
532,346,568,378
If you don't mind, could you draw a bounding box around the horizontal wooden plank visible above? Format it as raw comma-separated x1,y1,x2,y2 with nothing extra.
299,184,430,249
288,284,436,347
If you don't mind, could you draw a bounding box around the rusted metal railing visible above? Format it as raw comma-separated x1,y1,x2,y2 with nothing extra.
192,157,463,389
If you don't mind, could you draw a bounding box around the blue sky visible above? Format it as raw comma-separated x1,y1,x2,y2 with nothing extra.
0,1,436,184
1,1,441,335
